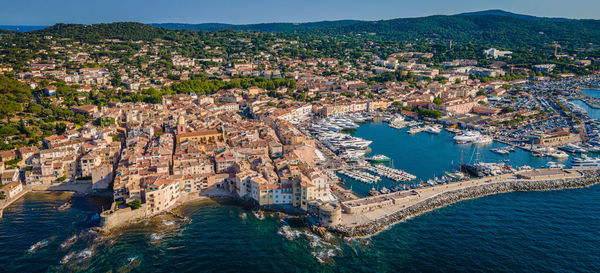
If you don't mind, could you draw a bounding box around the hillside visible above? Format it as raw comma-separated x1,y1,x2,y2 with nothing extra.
457,9,571,21
151,10,600,48
31,22,174,42
310,14,600,48
151,20,362,32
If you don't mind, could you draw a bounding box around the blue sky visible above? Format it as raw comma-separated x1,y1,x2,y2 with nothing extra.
2,0,599,25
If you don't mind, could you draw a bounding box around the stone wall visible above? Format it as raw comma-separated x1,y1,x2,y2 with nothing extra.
332,170,600,237
100,204,146,230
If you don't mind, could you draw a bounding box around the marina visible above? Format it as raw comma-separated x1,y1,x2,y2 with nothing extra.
337,121,556,196
362,164,416,182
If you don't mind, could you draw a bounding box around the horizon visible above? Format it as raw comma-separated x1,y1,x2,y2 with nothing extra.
0,9,594,28
1,0,600,25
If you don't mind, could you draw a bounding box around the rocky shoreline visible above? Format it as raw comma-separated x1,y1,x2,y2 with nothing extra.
331,170,600,238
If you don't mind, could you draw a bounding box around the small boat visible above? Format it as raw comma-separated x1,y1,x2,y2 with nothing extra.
369,187,380,196
424,125,442,134
366,154,391,163
380,187,390,194
27,239,49,253
551,151,569,159
58,200,72,211
490,148,509,155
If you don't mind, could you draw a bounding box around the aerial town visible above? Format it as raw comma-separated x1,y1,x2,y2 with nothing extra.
1,24,600,234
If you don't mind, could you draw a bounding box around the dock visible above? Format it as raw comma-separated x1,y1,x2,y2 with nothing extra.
363,165,416,182
338,170,382,184
333,168,591,237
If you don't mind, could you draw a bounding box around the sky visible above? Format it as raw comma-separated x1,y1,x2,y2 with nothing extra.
2,0,600,25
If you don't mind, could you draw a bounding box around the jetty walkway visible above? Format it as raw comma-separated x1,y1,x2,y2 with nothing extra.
332,168,597,237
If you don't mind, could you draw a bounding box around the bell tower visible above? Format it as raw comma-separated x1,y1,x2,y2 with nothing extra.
177,115,185,133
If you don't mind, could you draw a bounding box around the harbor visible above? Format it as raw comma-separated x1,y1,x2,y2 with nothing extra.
333,120,556,196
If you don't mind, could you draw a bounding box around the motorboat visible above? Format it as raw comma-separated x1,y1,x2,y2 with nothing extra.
453,131,481,143
424,125,442,134
568,155,600,169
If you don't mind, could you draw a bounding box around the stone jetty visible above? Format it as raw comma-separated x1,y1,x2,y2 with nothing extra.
331,170,600,237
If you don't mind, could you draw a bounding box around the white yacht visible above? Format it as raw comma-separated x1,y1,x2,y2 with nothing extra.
568,155,600,169
453,131,481,143
550,151,569,159
473,135,493,144
546,162,565,168
424,125,442,134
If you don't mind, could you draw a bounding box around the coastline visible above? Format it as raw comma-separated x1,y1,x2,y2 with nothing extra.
330,170,600,238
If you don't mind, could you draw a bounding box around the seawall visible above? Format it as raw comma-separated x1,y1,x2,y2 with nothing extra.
331,170,600,237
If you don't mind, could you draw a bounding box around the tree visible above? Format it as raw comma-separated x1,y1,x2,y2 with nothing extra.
502,106,515,113
433,97,443,105
128,199,142,209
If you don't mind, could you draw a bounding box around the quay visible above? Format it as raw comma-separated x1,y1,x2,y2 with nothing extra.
0,186,32,219
362,165,416,182
329,168,598,237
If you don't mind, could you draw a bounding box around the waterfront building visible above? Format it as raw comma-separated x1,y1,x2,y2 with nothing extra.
0,180,23,199
144,175,181,216
318,203,342,227
91,164,113,190
533,129,580,146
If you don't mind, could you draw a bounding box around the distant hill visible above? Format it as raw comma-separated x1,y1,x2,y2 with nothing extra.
150,10,600,48
307,14,600,48
17,10,600,49
31,22,173,42
151,20,362,32
457,9,571,21
0,25,47,32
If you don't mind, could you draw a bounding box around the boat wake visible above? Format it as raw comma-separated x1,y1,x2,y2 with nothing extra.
27,239,50,253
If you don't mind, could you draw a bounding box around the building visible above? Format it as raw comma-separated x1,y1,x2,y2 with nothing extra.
91,164,113,190
533,129,579,146
144,176,181,216
533,64,556,72
483,48,512,59
0,181,23,199
318,202,342,227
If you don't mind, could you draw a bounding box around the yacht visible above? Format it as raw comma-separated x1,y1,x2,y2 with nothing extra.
545,162,565,169
473,135,493,144
366,154,391,163
408,126,425,134
490,148,509,155
560,144,587,153
568,155,600,169
453,131,481,143
550,150,569,159
424,125,442,134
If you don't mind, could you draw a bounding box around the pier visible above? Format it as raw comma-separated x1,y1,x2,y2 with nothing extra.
363,165,416,182
338,170,382,184
331,168,596,237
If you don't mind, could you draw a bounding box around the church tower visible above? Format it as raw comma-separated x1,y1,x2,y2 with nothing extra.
177,115,185,133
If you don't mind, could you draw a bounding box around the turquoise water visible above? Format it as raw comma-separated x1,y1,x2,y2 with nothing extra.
343,122,554,196
573,89,600,119
2,122,600,272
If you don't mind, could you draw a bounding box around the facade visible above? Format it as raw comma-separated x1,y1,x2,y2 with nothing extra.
145,177,181,216
0,181,23,199
91,164,113,190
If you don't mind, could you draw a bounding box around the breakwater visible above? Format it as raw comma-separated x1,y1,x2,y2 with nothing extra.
332,170,600,237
